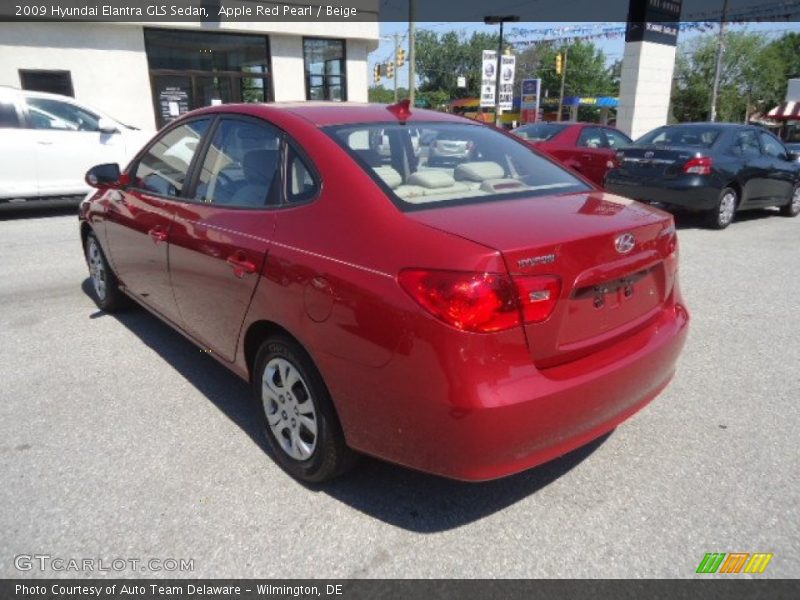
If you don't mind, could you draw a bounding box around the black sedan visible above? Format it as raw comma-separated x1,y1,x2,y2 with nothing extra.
605,123,800,229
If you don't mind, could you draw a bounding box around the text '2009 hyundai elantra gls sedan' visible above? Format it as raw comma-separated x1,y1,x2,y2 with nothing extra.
79,100,689,482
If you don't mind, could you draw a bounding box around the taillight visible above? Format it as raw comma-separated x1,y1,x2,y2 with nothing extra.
683,156,712,175
398,269,561,333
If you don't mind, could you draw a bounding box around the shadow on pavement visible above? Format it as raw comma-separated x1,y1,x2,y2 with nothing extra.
0,201,80,220
81,279,611,532
671,207,779,230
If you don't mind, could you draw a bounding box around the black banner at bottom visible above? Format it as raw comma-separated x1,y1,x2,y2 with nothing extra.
2,579,799,600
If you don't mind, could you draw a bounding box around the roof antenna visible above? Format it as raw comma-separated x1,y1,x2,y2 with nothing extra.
387,99,412,124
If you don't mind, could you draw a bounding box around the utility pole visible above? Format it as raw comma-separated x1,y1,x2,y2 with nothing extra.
557,48,568,122
408,0,416,106
393,32,400,103
710,0,730,122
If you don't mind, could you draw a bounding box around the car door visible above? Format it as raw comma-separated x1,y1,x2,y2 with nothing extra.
600,128,632,184
104,118,212,322
758,131,797,205
0,94,37,199
572,126,611,185
731,129,770,208
23,96,126,196
167,116,281,362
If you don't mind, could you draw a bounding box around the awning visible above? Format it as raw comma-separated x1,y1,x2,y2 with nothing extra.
767,101,800,119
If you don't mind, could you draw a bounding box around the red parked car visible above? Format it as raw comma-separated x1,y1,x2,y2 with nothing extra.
512,122,632,186
79,101,688,483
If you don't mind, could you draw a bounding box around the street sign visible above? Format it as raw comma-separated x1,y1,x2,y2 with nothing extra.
480,50,496,108
498,54,516,111
520,78,541,123
457,76,466,88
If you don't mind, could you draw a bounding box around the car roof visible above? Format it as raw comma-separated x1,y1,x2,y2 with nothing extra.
194,102,470,127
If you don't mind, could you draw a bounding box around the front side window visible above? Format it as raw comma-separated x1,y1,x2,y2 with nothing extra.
26,97,100,131
194,119,281,208
304,38,346,101
759,132,788,160
131,119,211,197
326,122,589,209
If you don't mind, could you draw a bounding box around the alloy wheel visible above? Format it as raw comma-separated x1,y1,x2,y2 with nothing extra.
86,238,107,301
262,357,318,461
718,191,736,226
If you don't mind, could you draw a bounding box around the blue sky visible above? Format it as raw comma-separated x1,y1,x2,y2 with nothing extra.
370,21,800,90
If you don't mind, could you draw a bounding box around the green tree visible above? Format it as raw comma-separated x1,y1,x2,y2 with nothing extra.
368,85,408,103
672,31,786,123
414,29,500,99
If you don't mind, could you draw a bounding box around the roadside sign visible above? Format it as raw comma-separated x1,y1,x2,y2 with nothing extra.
521,78,541,123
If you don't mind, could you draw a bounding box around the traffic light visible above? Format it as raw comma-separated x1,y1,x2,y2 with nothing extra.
397,47,406,67
387,62,395,79
374,63,382,83
555,53,562,75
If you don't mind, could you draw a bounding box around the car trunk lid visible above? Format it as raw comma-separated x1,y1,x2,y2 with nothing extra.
615,145,701,178
408,191,678,367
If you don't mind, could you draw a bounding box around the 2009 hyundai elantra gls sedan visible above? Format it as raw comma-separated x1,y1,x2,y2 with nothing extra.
79,101,689,482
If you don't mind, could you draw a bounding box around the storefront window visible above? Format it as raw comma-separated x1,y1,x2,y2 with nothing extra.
144,29,272,128
303,38,347,102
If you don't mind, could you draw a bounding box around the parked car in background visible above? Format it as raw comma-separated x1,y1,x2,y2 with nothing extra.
79,101,688,483
511,122,632,186
0,87,152,204
605,123,800,229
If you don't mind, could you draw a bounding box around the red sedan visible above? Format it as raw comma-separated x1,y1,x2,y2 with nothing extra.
79,101,688,482
512,122,632,186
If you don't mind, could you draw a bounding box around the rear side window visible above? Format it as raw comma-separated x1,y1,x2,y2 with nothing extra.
578,127,607,149
132,119,211,197
287,147,319,203
0,100,19,128
759,132,788,160
512,123,568,142
731,130,761,159
605,129,631,148
194,119,281,208
326,122,589,209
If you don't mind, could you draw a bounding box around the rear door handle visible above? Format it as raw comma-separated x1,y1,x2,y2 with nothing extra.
226,253,257,278
148,227,168,244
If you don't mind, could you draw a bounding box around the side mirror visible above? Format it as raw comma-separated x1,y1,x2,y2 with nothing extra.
97,118,119,134
86,163,126,189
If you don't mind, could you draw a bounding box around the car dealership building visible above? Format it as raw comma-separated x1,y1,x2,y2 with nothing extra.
0,20,379,130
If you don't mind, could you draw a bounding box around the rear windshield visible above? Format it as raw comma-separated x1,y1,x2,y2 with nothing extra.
511,123,568,142
325,122,589,209
636,125,721,148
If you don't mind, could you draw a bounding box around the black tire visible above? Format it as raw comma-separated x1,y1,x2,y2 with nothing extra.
779,184,800,217
705,187,738,230
252,335,357,483
84,232,126,312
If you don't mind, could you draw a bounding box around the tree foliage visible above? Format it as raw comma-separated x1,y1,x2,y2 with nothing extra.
414,29,500,99
672,31,798,123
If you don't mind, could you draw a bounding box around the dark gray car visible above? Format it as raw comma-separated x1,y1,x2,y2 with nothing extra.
605,123,800,229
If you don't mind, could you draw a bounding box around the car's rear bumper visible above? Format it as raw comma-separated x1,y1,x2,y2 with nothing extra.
605,174,718,210
329,290,689,481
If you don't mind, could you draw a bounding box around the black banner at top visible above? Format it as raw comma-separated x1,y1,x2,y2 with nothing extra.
1,0,799,22
626,0,682,46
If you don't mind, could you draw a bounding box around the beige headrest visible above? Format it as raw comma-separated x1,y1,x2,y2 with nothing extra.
407,170,456,189
454,161,505,182
373,166,403,189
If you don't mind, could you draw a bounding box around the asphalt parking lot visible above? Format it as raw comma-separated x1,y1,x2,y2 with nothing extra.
1,204,798,579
